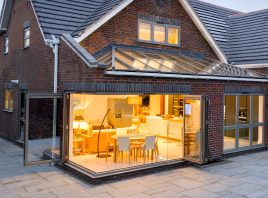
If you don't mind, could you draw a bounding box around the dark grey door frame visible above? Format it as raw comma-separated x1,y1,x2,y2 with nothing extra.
18,89,28,143
24,93,63,166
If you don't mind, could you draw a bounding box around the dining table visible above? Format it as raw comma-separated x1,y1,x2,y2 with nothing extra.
111,134,146,162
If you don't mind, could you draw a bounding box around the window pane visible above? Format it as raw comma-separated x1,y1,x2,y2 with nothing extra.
239,128,250,148
8,91,13,111
224,129,236,150
154,25,165,43
25,38,30,48
253,96,264,123
239,96,251,124
25,29,30,38
4,90,9,109
253,126,263,145
168,27,179,44
139,22,151,41
224,96,236,126
4,37,8,53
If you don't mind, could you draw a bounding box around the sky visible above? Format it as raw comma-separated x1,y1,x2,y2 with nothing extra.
199,0,268,12
0,0,268,16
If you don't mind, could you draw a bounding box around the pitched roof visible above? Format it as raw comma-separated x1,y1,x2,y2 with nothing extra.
189,0,268,66
189,0,241,56
2,0,267,66
0,0,13,33
228,9,268,65
30,0,125,39
95,44,266,79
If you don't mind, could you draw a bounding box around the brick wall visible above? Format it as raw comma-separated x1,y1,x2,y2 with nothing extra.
58,40,268,161
0,0,54,141
80,0,219,60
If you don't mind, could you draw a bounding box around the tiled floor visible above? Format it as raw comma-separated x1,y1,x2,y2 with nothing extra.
1,138,268,198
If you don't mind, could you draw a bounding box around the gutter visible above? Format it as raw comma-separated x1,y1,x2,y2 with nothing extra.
235,64,268,69
106,70,268,83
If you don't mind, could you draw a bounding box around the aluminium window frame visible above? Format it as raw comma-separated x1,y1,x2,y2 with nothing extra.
137,19,181,47
223,93,265,154
3,89,13,112
24,27,30,49
4,36,8,54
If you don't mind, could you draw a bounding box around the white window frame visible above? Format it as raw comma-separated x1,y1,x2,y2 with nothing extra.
4,36,8,54
24,27,30,48
138,19,181,47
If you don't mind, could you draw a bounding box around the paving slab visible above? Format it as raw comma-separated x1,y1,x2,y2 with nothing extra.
0,138,268,198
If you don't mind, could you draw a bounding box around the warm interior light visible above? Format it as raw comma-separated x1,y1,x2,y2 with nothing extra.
127,97,143,105
168,27,179,44
154,25,165,43
139,22,151,41
127,96,143,116
74,114,84,131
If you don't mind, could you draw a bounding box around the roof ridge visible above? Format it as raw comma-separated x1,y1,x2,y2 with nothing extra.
70,0,106,37
229,8,268,17
193,0,243,13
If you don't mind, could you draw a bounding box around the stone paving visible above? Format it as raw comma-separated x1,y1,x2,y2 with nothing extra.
1,138,268,198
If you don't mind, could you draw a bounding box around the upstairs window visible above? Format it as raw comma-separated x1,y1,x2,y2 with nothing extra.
139,22,151,41
4,89,13,111
24,27,30,48
138,20,180,46
4,36,8,54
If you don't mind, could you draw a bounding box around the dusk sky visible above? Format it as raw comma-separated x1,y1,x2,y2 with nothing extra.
196,0,268,12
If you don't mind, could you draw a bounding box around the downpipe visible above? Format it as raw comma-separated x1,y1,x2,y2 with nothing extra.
46,35,60,165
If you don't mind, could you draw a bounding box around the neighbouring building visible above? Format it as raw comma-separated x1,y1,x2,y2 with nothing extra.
0,0,268,183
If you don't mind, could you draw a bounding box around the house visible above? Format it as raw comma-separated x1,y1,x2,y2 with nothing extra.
0,0,267,183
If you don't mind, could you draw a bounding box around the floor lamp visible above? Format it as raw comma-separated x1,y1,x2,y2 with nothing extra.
96,109,111,158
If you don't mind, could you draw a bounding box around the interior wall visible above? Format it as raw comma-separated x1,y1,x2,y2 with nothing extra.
165,95,169,115
150,95,161,116
73,95,137,127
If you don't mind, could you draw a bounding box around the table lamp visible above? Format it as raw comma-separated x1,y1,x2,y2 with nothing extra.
74,114,84,131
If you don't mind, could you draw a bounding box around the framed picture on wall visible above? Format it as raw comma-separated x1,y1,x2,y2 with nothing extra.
73,94,85,110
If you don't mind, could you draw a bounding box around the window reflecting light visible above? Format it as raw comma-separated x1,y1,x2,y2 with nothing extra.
139,22,151,41
168,27,179,44
154,25,165,43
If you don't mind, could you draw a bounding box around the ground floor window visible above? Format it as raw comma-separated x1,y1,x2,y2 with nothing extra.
223,94,264,152
4,89,13,111
68,94,203,172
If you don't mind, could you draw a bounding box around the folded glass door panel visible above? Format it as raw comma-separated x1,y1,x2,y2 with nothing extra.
183,95,207,164
24,93,63,166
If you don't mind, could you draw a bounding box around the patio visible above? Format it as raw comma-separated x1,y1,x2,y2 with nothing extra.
0,138,268,198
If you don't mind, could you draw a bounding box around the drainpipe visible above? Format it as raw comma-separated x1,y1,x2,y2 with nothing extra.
45,35,60,165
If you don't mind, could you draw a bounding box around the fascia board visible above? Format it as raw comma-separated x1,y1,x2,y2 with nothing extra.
75,0,134,43
179,0,228,63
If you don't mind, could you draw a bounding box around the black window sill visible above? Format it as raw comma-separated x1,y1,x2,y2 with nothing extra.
3,109,13,113
4,53,8,55
23,46,30,50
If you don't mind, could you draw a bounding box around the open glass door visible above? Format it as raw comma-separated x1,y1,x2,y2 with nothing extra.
183,96,207,164
24,93,63,166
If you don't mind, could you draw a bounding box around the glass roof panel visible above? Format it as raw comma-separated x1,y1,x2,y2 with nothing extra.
95,46,267,79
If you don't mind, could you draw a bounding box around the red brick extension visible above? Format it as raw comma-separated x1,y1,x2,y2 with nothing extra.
0,0,267,161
